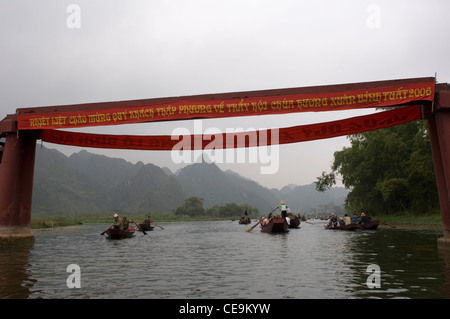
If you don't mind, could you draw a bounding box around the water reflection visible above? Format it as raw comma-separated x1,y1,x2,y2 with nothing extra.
1,222,450,299
0,238,35,298
348,228,447,298
438,250,450,298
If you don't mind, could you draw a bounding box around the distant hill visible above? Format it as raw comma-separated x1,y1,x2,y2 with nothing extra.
33,147,108,215
33,147,185,215
175,161,279,213
32,146,347,217
270,183,348,216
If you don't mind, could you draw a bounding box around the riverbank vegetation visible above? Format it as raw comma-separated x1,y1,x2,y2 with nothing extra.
31,216,84,229
316,119,440,218
30,199,259,229
374,211,443,231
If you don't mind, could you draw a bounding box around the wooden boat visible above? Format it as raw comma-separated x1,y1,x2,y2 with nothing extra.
261,217,289,233
287,215,301,229
238,217,251,224
324,220,380,230
360,220,380,230
106,226,136,239
138,223,154,231
324,223,360,231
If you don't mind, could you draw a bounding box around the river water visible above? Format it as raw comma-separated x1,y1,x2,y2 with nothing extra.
1,220,450,300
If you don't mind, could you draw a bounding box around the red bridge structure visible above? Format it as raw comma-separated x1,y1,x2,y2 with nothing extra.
1,77,450,249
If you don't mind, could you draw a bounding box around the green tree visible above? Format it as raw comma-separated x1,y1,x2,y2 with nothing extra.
174,196,205,217
315,120,439,215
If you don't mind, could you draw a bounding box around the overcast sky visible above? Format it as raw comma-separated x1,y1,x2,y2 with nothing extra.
1,0,449,190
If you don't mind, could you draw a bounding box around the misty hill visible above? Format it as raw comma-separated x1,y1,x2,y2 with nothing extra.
271,184,348,216
32,147,185,215
175,161,279,213
31,146,347,217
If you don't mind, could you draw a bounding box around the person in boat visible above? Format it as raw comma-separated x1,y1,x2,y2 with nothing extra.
142,216,152,226
342,214,351,225
279,200,288,219
350,213,359,224
285,207,291,225
261,213,272,226
241,209,250,222
111,213,124,230
122,216,135,231
327,213,338,228
359,212,372,224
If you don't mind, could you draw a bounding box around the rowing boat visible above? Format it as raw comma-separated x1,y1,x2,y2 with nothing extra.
324,220,380,230
360,220,380,230
261,217,289,233
287,215,301,229
138,223,154,231
238,217,251,224
106,226,136,239
324,223,360,230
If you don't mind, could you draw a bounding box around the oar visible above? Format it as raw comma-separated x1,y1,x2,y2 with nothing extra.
133,221,147,235
246,219,262,232
154,223,165,230
246,206,279,232
101,224,113,235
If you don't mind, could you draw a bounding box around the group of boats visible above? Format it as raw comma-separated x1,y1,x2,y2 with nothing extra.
104,214,380,239
243,213,380,233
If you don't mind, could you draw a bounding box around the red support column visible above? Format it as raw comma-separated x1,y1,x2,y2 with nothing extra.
427,87,450,249
0,131,37,240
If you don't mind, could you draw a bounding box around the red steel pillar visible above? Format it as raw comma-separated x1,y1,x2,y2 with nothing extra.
427,86,450,249
0,130,37,240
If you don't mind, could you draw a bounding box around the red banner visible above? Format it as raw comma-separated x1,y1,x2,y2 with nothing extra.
20,81,433,130
42,104,422,150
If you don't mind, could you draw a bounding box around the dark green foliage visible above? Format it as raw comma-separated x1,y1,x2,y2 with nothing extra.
315,120,439,215
174,196,206,217
206,202,259,218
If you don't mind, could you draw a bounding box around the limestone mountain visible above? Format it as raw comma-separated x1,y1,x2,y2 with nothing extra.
175,161,279,213
32,146,347,217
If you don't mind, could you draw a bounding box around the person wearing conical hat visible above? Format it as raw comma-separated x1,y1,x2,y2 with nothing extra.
279,200,288,219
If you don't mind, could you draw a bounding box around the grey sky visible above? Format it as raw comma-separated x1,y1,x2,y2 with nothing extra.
1,0,449,189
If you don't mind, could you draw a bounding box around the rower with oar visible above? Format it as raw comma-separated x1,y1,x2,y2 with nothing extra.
141,215,164,230
123,216,148,235
101,213,123,235
122,216,132,230
246,206,279,232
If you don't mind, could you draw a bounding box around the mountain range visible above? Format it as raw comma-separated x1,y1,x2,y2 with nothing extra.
31,146,348,217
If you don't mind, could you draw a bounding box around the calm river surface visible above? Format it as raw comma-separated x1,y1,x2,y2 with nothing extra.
1,220,450,299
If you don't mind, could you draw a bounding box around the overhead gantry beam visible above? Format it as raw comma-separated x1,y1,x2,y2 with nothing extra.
1,77,450,248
